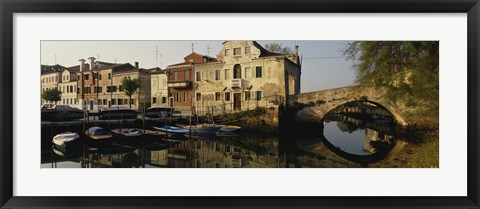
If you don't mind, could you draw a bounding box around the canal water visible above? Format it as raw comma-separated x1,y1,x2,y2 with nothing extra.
41,107,438,168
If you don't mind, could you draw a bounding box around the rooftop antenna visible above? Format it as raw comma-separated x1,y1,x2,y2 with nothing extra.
160,53,163,69
155,45,159,67
191,43,194,52
207,45,211,56
97,54,100,60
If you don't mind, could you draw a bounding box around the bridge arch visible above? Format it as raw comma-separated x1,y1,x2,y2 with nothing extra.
292,86,408,126
323,99,407,126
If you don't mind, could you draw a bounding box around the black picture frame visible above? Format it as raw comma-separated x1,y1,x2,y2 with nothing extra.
1,0,479,208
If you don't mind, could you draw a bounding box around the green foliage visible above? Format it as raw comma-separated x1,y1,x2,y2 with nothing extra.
264,43,294,54
41,88,62,104
344,41,439,112
121,76,140,108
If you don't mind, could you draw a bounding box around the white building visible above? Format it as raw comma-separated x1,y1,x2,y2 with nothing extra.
193,41,301,115
150,68,169,106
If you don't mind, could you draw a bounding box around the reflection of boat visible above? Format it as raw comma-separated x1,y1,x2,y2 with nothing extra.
85,126,112,140
179,124,221,134
153,126,188,134
219,125,242,132
111,128,144,137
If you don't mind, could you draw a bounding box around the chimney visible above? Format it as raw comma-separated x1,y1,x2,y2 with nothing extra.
79,59,86,72
88,57,96,70
135,62,139,69
295,45,299,55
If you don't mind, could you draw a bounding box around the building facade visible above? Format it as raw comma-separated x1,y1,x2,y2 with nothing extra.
58,68,79,106
150,68,168,107
166,52,216,115
193,41,301,115
41,64,67,105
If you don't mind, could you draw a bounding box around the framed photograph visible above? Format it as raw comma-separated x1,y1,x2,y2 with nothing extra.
1,0,479,208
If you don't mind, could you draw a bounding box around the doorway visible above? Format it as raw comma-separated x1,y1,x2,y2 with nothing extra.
233,93,242,111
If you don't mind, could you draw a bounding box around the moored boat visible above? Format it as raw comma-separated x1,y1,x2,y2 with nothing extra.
153,125,189,134
85,126,112,140
52,131,80,146
179,124,222,134
219,125,242,132
111,128,144,137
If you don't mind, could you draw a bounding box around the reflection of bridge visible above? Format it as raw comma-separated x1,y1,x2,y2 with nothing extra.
291,86,408,126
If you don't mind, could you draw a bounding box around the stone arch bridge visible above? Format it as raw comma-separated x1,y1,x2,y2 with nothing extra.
290,86,409,126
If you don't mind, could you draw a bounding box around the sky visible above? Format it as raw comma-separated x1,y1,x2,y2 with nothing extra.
41,41,356,93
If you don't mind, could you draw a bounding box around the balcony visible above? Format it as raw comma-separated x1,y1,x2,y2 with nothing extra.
231,79,245,89
167,80,191,88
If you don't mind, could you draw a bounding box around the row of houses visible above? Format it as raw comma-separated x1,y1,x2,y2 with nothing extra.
40,41,302,116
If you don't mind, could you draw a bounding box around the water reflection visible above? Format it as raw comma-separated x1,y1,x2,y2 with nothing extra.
42,132,281,168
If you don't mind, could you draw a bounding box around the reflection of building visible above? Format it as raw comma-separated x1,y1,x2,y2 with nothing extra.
193,41,301,115
148,138,280,168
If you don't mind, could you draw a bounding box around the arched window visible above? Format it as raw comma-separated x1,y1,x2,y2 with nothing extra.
233,64,241,79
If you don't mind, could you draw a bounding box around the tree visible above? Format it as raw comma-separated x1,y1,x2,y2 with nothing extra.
344,41,439,113
42,88,62,105
264,43,294,54
121,76,140,109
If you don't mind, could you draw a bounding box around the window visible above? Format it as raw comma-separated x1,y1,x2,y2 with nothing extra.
119,85,123,92
225,69,231,80
256,91,262,101
215,92,221,101
215,70,221,81
63,86,65,92
124,99,128,105
174,93,180,102
184,71,190,81
98,74,102,80
256,66,262,78
224,49,230,56
112,86,117,92
245,46,251,54
98,99,102,105
233,64,241,79
196,93,201,101
103,99,107,105
233,47,241,55
106,86,111,92
174,71,179,81
130,99,135,105
245,67,251,79
83,87,91,94
111,98,116,105
196,71,201,82
224,92,231,101
162,97,167,104
108,73,111,79
153,97,157,104
245,91,251,101
118,99,123,105
84,74,89,80
184,93,189,102
70,86,73,93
